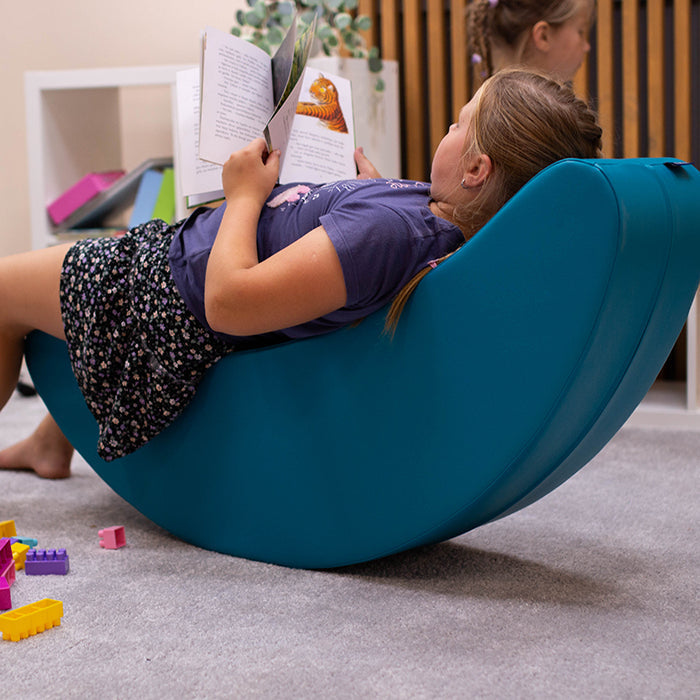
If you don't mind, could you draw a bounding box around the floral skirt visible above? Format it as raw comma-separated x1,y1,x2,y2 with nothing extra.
59,219,231,461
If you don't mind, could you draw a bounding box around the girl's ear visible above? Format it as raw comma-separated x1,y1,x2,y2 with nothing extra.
462,153,493,189
531,20,552,53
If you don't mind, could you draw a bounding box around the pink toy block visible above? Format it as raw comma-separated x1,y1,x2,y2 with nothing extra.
47,170,125,225
0,563,15,587
0,539,15,586
0,538,11,568
0,579,10,611
25,549,69,576
98,526,126,549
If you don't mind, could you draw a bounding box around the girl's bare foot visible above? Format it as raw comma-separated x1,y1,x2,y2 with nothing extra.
0,414,73,479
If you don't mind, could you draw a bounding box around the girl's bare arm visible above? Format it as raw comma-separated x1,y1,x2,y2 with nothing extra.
205,138,347,337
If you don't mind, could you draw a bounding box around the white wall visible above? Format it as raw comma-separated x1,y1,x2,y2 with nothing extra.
1,1,244,256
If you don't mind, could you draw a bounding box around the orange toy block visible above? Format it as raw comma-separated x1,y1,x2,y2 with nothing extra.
11,543,30,570
0,521,16,538
0,599,63,642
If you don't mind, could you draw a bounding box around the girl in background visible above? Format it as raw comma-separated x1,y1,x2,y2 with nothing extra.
466,0,593,81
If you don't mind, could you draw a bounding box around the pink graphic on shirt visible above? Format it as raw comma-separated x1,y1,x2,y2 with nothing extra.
266,185,312,208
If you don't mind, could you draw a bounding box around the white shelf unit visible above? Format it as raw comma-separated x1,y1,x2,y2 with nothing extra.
24,66,700,429
25,65,195,250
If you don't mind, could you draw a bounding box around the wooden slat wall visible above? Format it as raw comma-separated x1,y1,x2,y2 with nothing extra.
368,0,696,178
403,0,427,178
587,0,694,161
596,0,616,156
427,0,449,156
647,0,666,156
622,0,640,157
674,0,693,162
450,0,470,121
358,0,379,48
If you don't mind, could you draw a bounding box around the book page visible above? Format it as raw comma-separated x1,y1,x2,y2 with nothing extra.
278,68,356,185
263,77,307,156
271,15,316,110
270,15,298,105
175,68,223,199
199,26,275,165
264,17,317,157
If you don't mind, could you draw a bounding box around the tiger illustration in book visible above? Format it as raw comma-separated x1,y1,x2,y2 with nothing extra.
295,75,348,134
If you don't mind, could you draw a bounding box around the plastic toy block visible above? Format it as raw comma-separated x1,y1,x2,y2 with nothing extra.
47,170,125,224
0,579,10,611
25,549,69,576
11,543,30,570
0,538,11,568
0,521,16,538
0,599,63,642
0,539,15,586
1,560,16,587
99,526,126,549
11,537,38,548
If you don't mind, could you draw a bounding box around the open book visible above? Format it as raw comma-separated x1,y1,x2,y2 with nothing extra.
176,18,356,207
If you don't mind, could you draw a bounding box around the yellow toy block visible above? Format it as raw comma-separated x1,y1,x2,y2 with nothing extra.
0,599,63,642
11,543,30,570
0,521,16,539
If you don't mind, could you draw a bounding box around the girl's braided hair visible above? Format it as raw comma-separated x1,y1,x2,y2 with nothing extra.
466,0,584,78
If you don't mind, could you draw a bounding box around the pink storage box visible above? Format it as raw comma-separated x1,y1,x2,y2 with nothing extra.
47,170,125,225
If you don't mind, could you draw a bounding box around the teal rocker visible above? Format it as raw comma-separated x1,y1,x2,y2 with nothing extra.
25,158,700,569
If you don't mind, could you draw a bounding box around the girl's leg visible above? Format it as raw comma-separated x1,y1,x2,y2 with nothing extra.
0,413,74,479
0,244,69,411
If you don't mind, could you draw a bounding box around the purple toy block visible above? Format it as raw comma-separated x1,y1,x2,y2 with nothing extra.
98,526,126,549
25,549,70,576
0,579,10,610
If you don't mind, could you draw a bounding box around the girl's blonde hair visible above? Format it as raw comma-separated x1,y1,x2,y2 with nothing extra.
384,69,602,335
466,0,588,78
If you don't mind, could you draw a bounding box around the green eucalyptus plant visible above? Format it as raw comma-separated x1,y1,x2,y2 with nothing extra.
232,0,384,90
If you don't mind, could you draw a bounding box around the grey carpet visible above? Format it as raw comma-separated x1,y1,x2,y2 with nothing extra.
1,391,698,698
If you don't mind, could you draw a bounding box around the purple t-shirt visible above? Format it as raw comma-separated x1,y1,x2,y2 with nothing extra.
168,179,464,343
